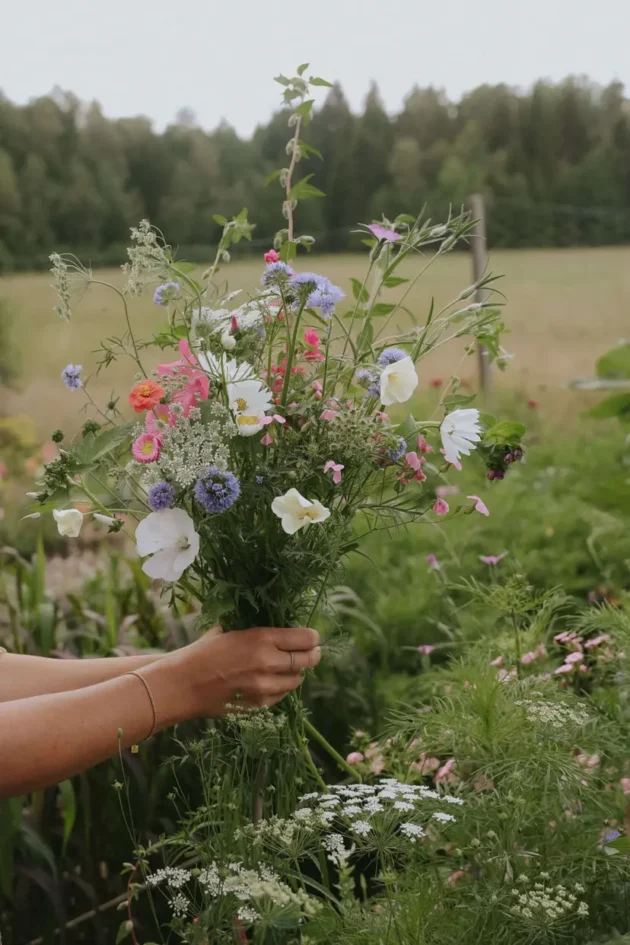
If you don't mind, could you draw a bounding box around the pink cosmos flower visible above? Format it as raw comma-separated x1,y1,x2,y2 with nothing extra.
554,630,577,644
346,751,364,765
132,433,162,463
436,485,459,498
320,409,338,421
264,249,280,263
368,223,402,242
260,414,286,426
324,460,344,484
467,494,489,516
418,645,434,655
433,498,449,516
417,434,433,454
426,554,441,571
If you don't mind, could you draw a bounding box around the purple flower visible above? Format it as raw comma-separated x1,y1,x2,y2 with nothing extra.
427,554,441,571
147,481,176,511
386,436,407,462
357,368,380,398
61,364,83,390
604,830,621,844
479,553,507,566
378,347,407,367
292,272,345,318
153,282,180,306
194,466,240,514
368,223,402,243
261,261,294,286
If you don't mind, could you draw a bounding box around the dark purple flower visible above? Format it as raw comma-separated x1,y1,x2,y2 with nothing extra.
147,481,176,511
61,364,83,390
368,224,402,243
194,466,240,514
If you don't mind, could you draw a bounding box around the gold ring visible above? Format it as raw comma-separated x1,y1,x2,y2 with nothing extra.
289,651,295,672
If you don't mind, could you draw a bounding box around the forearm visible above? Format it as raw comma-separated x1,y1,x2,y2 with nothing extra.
0,652,165,703
0,657,193,798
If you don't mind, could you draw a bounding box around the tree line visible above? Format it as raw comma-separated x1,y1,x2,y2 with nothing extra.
0,76,629,270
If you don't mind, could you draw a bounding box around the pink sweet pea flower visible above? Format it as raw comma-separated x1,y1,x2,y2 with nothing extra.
480,553,507,566
260,432,273,446
467,494,489,516
417,434,433,454
436,485,459,498
312,380,323,400
320,409,338,421
433,498,449,516
324,460,344,484
346,751,364,765
405,451,426,471
417,645,434,655
367,223,402,242
426,554,441,571
440,448,462,471
132,433,162,463
264,249,280,263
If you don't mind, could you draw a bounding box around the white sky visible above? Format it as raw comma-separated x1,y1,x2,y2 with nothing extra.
3,0,629,135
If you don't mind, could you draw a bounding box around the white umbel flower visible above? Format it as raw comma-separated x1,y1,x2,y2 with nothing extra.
380,356,418,406
53,508,84,537
440,408,482,465
197,351,253,383
135,508,200,582
227,379,273,436
271,488,331,535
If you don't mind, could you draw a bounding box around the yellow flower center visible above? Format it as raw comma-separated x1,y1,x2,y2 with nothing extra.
237,415,259,426
141,441,155,455
303,507,319,521
138,384,152,397
235,397,248,412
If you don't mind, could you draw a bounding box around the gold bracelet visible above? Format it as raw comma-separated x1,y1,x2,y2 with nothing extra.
126,670,158,746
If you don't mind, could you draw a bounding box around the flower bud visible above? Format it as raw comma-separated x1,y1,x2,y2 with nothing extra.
487,469,495,481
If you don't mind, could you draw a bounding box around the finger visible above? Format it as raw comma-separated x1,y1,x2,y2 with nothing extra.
272,647,321,673
269,627,320,651
262,673,304,696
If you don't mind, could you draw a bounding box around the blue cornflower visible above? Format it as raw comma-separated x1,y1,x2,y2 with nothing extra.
261,261,294,287
378,347,407,366
194,467,240,514
61,364,83,390
147,481,176,511
153,282,180,306
357,368,381,398
386,436,407,462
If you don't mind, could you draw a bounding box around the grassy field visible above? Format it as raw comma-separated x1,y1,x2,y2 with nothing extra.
1,246,629,436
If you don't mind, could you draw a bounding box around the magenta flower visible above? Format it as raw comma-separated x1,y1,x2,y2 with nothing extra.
479,553,507,566
323,460,344,485
467,494,489,516
367,223,402,242
417,434,433,454
433,498,449,516
132,433,162,464
426,554,441,571
264,249,280,263
346,751,364,765
417,645,435,655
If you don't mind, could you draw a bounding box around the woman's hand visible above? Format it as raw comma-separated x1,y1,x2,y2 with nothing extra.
149,626,321,720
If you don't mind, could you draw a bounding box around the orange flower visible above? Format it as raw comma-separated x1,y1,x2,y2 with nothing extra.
129,381,165,413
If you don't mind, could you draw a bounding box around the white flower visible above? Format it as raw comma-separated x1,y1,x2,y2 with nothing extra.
380,356,418,406
271,488,331,535
197,351,253,383
53,508,84,537
228,379,273,437
440,408,482,465
220,331,236,351
135,508,200,582
93,513,117,526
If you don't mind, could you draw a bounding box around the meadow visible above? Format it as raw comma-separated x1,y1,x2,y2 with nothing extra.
2,245,630,436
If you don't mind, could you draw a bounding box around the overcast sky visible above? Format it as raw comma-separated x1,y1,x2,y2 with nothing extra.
3,0,628,136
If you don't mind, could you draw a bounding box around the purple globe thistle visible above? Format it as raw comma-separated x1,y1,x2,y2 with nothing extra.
357,368,381,398
147,481,176,511
61,364,83,390
194,466,240,514
153,282,180,306
292,272,345,318
261,261,294,287
377,347,407,367
386,436,407,462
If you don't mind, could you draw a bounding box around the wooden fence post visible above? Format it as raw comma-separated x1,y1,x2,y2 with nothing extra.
469,193,491,402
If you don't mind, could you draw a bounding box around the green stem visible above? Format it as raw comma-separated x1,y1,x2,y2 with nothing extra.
91,281,147,377
303,718,362,783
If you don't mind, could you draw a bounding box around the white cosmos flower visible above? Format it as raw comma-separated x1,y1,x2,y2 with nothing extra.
271,488,331,535
53,508,84,537
197,351,253,383
227,378,273,437
380,356,419,406
135,508,200,582
440,408,482,465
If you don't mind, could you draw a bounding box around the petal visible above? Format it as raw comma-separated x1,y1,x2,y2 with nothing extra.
280,513,303,535
135,509,190,555
142,549,180,581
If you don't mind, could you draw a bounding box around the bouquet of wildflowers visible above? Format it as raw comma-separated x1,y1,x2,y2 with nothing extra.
34,66,524,754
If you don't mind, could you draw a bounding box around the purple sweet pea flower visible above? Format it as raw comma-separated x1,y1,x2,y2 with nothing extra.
368,224,402,243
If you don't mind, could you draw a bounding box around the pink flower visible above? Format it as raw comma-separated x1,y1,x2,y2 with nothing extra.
132,433,162,463
411,754,440,775
521,651,538,665
416,434,433,454
619,778,630,795
323,460,344,485
467,494,489,516
565,651,583,664
264,249,280,263
554,663,573,675
554,630,577,644
417,645,434,655
320,409,338,422
433,498,449,516
490,655,503,667
584,634,611,649
435,758,456,783
304,328,325,361
146,403,176,435
157,339,209,416
440,447,462,471
436,485,459,498
447,870,466,887
479,553,507,566
405,451,424,471
498,668,517,682
426,554,441,571
346,751,364,765
367,223,402,242
260,432,273,446
260,414,286,426
375,410,389,422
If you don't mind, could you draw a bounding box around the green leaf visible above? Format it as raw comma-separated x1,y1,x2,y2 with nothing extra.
212,213,228,226
264,169,283,187
235,207,248,223
444,393,476,409
297,62,309,76
116,919,134,943
588,392,630,420
396,415,418,441
298,140,323,161
597,343,630,379
383,276,409,288
357,320,373,353
350,278,369,304
172,325,188,339
311,77,334,87
483,420,527,445
370,303,396,317
74,424,134,464
280,240,297,262
294,99,315,120
170,261,197,275
605,836,630,855
289,175,326,201
274,74,291,87
58,779,77,857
